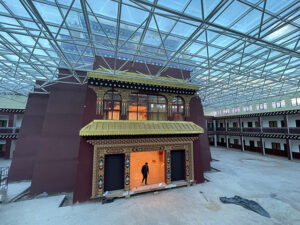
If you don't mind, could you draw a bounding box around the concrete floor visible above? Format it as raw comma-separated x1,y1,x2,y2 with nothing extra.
1,147,300,225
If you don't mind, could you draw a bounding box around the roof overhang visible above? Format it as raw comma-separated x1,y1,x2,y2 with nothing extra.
80,120,204,137
87,69,199,92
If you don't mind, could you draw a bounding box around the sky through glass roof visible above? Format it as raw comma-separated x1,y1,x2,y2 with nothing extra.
0,0,299,108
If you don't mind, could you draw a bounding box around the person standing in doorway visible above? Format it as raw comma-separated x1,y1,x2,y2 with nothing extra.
141,162,149,185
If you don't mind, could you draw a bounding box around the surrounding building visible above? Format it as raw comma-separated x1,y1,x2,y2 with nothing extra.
0,95,26,159
207,109,300,160
8,56,211,202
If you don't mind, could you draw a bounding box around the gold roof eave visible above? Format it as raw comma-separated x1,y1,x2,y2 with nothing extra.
87,69,199,91
80,120,204,137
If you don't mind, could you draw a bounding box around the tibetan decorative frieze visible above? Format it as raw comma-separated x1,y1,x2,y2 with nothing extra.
90,138,194,198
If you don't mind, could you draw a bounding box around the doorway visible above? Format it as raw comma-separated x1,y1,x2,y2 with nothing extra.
130,151,165,189
171,150,185,181
104,154,125,192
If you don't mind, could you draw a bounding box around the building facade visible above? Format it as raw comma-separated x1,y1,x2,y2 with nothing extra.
8,57,211,202
0,97,25,159
207,109,300,160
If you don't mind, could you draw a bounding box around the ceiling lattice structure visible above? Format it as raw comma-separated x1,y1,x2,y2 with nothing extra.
0,0,300,107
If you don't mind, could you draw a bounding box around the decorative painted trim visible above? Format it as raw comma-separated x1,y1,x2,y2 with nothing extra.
90,138,195,198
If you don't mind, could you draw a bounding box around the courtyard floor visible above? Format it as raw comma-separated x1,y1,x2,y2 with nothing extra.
1,147,300,225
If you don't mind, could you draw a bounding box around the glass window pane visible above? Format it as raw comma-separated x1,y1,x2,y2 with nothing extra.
114,102,120,110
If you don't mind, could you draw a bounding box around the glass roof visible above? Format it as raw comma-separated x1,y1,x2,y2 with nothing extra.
0,0,300,107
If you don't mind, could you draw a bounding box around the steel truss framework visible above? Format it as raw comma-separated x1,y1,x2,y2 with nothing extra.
0,0,300,107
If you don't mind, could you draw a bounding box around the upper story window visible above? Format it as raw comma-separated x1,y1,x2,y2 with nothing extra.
172,96,184,121
103,91,121,120
232,107,240,113
215,110,222,116
272,100,285,109
243,105,252,112
223,109,230,114
0,120,7,127
291,97,300,106
128,94,167,121
256,103,267,110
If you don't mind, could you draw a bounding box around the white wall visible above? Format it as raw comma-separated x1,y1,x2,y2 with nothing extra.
290,140,300,153
218,135,226,142
226,119,239,127
287,114,300,127
240,118,259,128
261,116,285,127
264,138,286,150
229,136,240,144
9,140,17,158
243,137,260,146
13,114,24,128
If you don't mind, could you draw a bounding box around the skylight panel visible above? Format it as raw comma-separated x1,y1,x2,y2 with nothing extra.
158,0,190,12
232,9,266,33
214,1,249,27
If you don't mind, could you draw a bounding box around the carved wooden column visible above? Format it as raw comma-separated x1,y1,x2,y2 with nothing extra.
163,94,175,121
124,152,130,191
166,149,171,184
182,95,193,118
116,88,131,120
89,86,107,119
92,147,105,197
185,148,191,181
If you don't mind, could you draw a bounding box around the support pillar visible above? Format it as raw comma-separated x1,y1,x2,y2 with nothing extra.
213,120,216,132
226,135,229,149
286,138,292,160
214,134,217,147
241,136,244,151
261,137,265,155
284,115,289,134
259,116,263,133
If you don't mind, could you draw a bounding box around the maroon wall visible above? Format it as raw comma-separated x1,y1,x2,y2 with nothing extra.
9,93,49,181
188,96,211,180
30,73,88,195
73,87,97,203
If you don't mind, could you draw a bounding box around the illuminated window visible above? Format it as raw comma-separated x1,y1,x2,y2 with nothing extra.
272,100,285,109
243,105,252,112
128,94,167,121
232,107,240,113
256,103,267,110
215,110,222,116
172,96,184,121
223,109,230,114
291,97,300,106
103,91,121,120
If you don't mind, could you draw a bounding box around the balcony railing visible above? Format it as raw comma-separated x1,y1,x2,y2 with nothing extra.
207,127,214,132
262,127,288,133
227,127,241,132
0,127,20,134
216,127,226,131
289,127,300,134
242,128,261,132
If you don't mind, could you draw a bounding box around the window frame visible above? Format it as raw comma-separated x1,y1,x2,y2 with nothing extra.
103,90,122,120
128,93,167,121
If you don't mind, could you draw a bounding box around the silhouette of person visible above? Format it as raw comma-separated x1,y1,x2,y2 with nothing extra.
141,162,149,185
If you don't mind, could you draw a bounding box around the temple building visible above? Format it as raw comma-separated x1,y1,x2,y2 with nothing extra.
8,57,211,202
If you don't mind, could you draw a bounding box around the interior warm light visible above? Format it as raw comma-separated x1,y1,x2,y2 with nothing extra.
130,151,165,189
